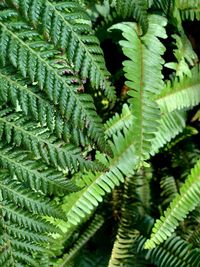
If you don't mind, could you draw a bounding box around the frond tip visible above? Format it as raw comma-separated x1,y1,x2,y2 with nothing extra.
145,159,200,249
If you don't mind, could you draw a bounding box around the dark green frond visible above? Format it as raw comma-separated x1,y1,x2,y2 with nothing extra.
0,143,73,195
7,0,116,102
138,235,200,267
0,9,106,148
112,0,149,34
0,106,95,171
176,0,200,20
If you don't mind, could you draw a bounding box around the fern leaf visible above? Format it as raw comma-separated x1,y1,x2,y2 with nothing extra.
112,0,149,34
157,66,200,113
58,215,104,267
150,110,186,155
0,107,95,171
165,32,198,79
0,143,74,195
0,10,106,148
104,103,133,137
7,0,116,102
145,159,200,249
110,15,167,164
176,0,200,20
138,235,200,267
66,128,138,226
0,66,89,147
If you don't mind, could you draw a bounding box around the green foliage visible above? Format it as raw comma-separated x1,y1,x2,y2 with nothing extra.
0,0,199,266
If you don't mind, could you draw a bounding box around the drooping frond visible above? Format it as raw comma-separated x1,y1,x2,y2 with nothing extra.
58,215,104,267
151,0,173,15
150,110,186,155
165,31,198,78
160,175,179,206
7,0,116,102
176,0,200,20
110,15,167,164
157,66,200,113
104,104,133,137
66,128,138,226
111,0,149,34
0,106,95,171
145,159,200,249
138,235,200,267
0,8,106,149
0,143,74,195
0,171,62,266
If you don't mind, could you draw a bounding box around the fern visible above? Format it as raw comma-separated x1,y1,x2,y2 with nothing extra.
157,66,200,113
110,15,167,164
7,0,116,102
145,159,200,249
138,235,200,267
176,0,200,20
0,7,106,149
66,128,138,226
0,106,95,171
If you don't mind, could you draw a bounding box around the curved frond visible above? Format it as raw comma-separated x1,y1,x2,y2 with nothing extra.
157,66,200,113
66,128,138,226
110,15,167,164
7,0,116,102
145,159,200,249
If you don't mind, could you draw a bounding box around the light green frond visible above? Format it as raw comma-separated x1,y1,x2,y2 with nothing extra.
0,9,106,148
66,128,138,226
104,104,133,137
150,110,186,155
157,66,200,113
110,15,167,164
0,107,95,171
165,32,198,79
7,0,116,102
145,159,200,249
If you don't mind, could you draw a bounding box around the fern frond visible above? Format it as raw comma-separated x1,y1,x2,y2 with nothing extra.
0,143,74,195
157,66,200,113
0,10,106,149
0,66,90,147
7,0,116,102
0,106,95,171
104,103,133,137
59,215,104,267
151,0,173,15
110,15,167,164
138,235,200,267
176,0,200,20
160,175,179,206
150,110,186,155
165,32,198,78
111,0,148,34
66,128,138,226
145,159,200,249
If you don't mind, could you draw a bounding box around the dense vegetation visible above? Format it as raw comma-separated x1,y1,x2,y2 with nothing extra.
0,0,200,266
